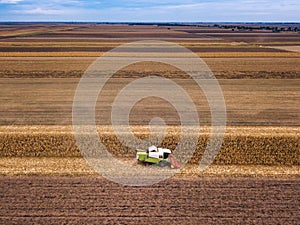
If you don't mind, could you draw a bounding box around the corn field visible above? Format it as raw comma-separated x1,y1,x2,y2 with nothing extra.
0,126,298,166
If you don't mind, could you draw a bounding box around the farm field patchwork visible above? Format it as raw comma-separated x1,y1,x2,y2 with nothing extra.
0,23,299,173
0,23,299,224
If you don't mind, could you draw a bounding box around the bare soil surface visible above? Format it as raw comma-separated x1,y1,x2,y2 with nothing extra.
0,46,287,53
0,176,299,224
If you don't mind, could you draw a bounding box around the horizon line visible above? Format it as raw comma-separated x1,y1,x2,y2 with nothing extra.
0,21,299,24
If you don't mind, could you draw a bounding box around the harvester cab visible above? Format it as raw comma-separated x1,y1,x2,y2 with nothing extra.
136,145,180,169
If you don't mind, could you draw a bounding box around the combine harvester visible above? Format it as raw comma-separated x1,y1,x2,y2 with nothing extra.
136,145,180,169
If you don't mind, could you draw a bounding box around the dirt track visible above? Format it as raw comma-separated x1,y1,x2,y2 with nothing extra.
0,177,299,224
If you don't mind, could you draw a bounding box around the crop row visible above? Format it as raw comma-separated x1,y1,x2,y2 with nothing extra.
0,131,298,165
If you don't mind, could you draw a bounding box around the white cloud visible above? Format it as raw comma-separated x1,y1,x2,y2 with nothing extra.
23,7,62,15
0,0,22,4
160,3,211,10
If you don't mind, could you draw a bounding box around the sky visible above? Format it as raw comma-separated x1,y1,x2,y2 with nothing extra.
0,0,299,22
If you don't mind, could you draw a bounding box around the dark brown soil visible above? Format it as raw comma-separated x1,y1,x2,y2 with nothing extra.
0,47,287,53
29,32,200,39
0,177,299,224
212,34,300,42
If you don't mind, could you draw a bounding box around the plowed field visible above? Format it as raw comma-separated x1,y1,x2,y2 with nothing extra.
0,177,299,224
